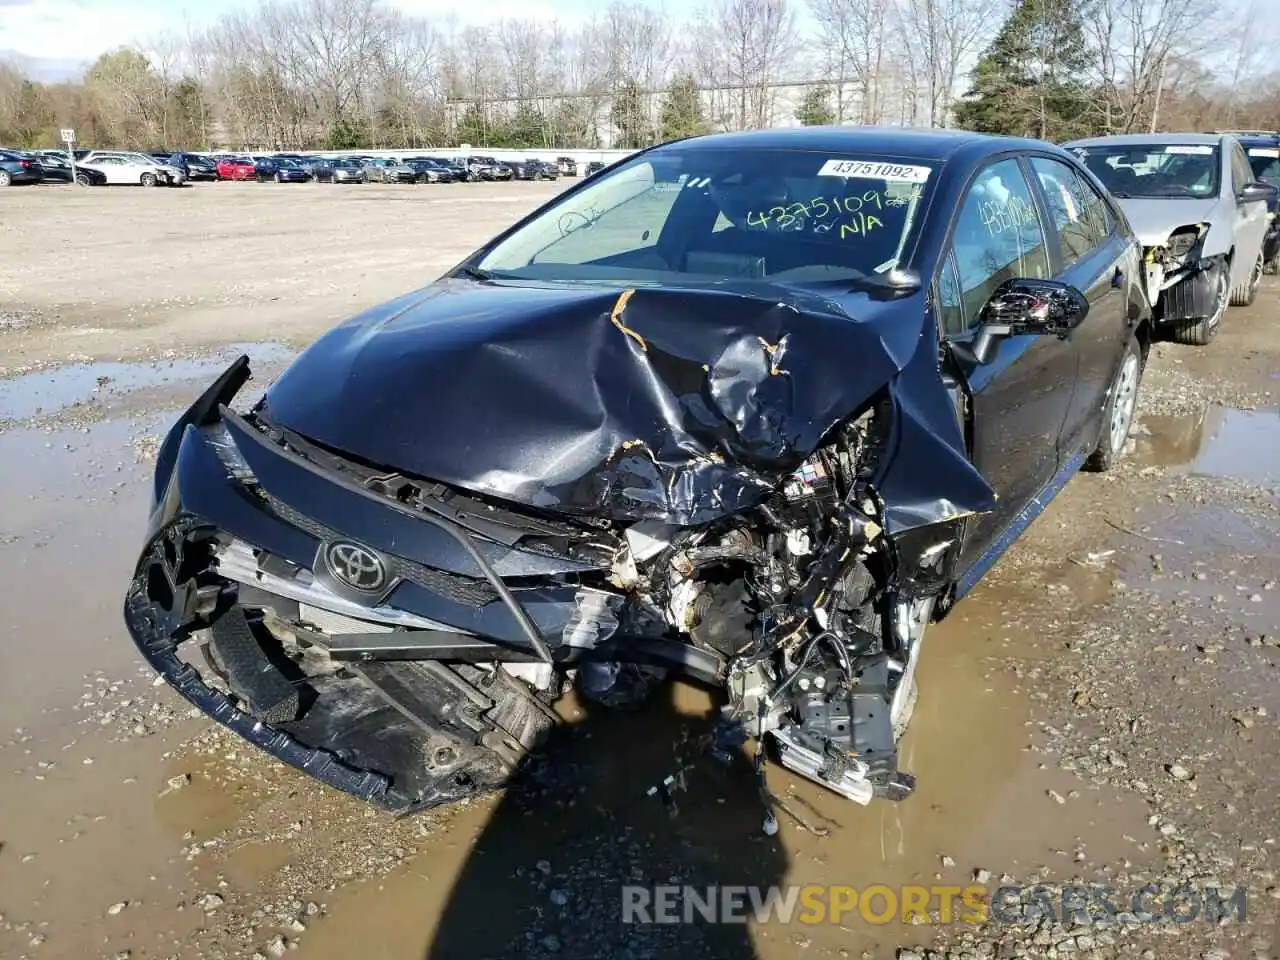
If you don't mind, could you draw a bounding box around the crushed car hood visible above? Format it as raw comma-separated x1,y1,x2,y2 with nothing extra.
1118,197,1222,247
261,279,996,530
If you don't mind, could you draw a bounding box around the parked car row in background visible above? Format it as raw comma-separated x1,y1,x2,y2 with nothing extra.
0,148,180,186
0,148,599,187
195,152,580,184
0,146,622,188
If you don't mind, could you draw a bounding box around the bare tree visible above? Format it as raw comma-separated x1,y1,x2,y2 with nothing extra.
9,0,1280,152
806,0,893,122
895,0,998,127
708,0,798,130
1082,0,1208,133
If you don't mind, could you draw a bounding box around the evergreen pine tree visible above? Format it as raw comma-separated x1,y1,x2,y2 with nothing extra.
796,86,836,126
954,0,1094,141
659,74,706,142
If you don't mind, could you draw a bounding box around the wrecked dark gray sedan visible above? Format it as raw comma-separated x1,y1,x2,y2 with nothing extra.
124,128,1153,814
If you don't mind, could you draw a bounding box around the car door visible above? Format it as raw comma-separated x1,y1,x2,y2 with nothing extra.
97,156,125,184
937,156,1082,572
1228,140,1269,278
1027,154,1134,458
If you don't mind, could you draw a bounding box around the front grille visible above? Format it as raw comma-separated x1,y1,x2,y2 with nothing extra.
264,494,499,607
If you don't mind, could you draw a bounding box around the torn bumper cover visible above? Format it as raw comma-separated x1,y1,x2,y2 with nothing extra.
1152,258,1221,322
123,283,998,811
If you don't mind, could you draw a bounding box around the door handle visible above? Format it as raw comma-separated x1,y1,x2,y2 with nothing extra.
1111,268,1124,288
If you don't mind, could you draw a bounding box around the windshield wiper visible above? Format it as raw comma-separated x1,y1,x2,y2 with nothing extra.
1108,191,1134,198
454,265,493,282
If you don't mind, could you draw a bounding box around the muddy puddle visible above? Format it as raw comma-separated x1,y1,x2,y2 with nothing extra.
0,392,1160,960
295,566,1152,960
0,341,293,423
1136,405,1280,487
0,413,215,960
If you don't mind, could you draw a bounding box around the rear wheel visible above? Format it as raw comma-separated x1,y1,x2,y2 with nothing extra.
140,172,157,187
1085,337,1144,472
1230,251,1263,306
1168,261,1228,346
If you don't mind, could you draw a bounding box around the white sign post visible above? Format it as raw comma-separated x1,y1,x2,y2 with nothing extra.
460,142,472,181
60,128,78,185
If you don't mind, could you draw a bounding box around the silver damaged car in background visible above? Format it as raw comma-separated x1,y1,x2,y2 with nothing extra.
1065,132,1277,345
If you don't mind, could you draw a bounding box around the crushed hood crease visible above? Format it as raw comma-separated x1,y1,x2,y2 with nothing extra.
261,279,997,530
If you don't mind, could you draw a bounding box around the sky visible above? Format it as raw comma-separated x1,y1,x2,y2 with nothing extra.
0,0,605,80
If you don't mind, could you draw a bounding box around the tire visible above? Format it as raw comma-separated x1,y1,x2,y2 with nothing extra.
1085,337,1144,472
1230,251,1263,306
75,173,92,186
140,172,157,187
0,171,11,187
1168,261,1228,345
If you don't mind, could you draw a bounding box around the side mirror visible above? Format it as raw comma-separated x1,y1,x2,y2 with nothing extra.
962,278,1090,365
1240,180,1279,203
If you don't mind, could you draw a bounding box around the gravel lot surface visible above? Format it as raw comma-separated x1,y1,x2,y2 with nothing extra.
0,179,1277,960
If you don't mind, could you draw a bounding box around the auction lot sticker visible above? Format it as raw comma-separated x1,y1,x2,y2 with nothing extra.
1164,145,1214,155
818,159,932,182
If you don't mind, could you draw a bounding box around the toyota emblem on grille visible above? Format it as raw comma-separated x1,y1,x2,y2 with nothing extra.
325,541,386,592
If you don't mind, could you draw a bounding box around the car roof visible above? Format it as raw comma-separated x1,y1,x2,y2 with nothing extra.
673,125,1049,161
1065,132,1228,148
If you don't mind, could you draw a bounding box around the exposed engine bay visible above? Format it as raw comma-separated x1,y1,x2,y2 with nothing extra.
126,282,997,817
583,397,921,804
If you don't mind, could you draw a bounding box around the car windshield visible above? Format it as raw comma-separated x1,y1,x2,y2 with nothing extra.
1246,146,1280,183
475,148,934,288
1074,143,1220,199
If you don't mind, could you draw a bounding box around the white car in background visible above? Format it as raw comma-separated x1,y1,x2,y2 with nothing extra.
1064,132,1275,345
78,151,186,187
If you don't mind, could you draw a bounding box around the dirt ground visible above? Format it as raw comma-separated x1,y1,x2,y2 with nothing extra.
0,180,1278,960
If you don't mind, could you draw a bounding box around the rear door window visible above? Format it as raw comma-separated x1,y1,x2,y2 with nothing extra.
1030,156,1111,267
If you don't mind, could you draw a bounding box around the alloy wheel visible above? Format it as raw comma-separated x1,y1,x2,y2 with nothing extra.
1208,268,1229,329
1108,352,1140,455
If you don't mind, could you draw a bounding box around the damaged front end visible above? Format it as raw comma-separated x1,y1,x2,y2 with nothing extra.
125,284,993,813
1141,224,1219,321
